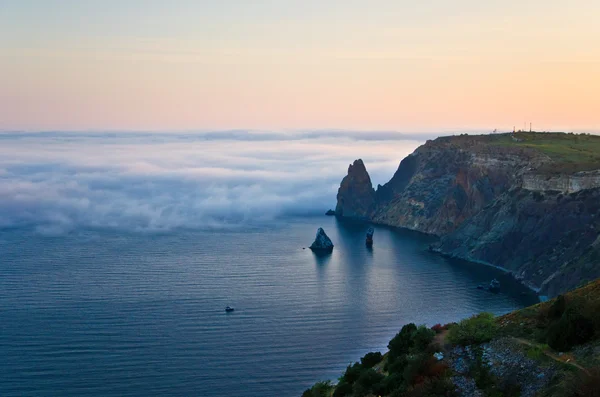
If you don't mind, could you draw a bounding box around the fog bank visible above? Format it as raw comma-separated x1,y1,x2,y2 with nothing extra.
0,131,429,234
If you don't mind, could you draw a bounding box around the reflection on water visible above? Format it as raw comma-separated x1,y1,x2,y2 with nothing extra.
312,251,333,266
0,216,536,397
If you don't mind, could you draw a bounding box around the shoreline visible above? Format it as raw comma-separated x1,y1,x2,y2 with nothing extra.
429,247,543,300
334,215,543,301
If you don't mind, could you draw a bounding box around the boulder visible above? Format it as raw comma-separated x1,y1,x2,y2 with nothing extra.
309,228,334,252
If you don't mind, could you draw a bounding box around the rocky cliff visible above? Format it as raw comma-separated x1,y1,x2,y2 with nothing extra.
335,132,600,296
521,170,600,193
434,188,600,297
335,159,376,219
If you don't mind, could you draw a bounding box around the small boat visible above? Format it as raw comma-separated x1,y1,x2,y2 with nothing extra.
225,306,235,312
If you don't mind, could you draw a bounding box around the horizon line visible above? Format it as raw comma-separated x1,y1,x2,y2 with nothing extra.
2,127,599,135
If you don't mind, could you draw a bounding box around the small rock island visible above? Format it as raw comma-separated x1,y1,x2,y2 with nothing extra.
309,227,334,253
365,227,374,247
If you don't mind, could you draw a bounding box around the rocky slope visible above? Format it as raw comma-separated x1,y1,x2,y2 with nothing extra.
434,187,600,297
335,132,600,296
303,279,600,397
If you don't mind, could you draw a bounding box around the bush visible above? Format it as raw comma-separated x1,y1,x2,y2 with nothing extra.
389,323,418,359
390,386,409,397
548,295,567,319
336,361,388,397
339,362,363,385
424,361,450,378
387,354,409,375
536,288,600,351
554,367,600,397
354,369,385,396
447,313,498,346
545,307,595,351
406,377,459,397
360,351,383,368
388,323,435,360
378,373,404,395
431,323,445,334
403,353,435,386
332,381,352,397
302,381,333,397
412,326,436,352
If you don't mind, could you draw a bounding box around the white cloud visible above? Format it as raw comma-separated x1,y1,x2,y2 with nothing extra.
0,131,424,234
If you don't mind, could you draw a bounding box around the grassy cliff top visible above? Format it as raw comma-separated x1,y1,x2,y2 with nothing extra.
432,131,600,173
494,132,600,170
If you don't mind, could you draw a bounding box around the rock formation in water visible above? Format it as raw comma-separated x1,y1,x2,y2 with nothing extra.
366,227,374,247
335,159,376,219
309,227,334,252
325,209,336,216
334,132,600,297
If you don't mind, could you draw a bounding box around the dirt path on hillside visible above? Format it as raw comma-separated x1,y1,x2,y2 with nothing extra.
511,337,589,374
433,330,449,348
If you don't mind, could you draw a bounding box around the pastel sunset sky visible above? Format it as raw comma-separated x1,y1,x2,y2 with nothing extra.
1,0,599,132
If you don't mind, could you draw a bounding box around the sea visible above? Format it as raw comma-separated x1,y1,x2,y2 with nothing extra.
0,131,536,396
0,217,536,397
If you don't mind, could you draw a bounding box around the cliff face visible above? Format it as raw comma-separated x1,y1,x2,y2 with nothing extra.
371,135,549,235
435,188,600,296
521,170,600,193
335,133,600,296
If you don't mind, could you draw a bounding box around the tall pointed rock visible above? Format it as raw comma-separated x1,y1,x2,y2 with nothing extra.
335,159,376,219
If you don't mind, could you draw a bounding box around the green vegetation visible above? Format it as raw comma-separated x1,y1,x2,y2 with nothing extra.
360,351,383,369
325,323,453,397
490,131,600,173
447,313,498,346
540,293,598,351
500,281,600,351
302,381,334,397
306,279,600,396
546,367,600,397
525,343,550,360
388,324,436,359
500,279,600,344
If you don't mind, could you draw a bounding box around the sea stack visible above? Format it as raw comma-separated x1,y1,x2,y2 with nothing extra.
309,228,334,253
335,159,376,219
366,227,374,247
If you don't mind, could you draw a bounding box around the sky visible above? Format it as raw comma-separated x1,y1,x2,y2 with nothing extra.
1,0,599,132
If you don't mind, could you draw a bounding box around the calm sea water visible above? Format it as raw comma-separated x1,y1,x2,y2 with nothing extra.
0,216,536,397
